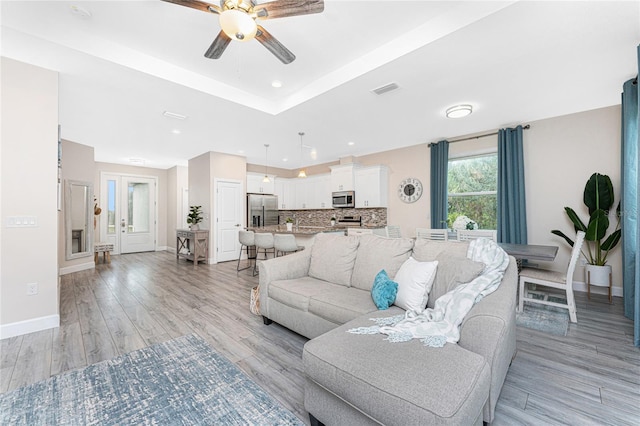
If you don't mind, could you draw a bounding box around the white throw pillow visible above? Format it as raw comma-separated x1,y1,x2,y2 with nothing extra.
393,257,438,312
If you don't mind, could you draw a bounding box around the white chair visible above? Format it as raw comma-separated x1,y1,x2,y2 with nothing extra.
385,225,402,238
347,228,373,236
253,232,275,276
518,231,585,323
273,234,304,257
236,230,255,272
457,229,497,242
416,228,448,241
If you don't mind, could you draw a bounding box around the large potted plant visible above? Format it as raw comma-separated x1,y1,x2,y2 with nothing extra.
551,172,621,287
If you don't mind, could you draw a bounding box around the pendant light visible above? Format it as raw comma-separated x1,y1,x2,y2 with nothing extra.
262,144,270,183
297,132,307,178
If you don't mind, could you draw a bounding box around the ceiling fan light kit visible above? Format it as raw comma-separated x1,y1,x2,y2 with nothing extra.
163,0,324,64
446,104,473,118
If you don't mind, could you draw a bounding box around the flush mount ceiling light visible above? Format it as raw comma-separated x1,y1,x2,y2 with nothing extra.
298,132,307,178
263,144,270,183
446,104,473,119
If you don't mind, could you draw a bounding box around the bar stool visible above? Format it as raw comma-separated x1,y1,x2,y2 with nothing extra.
274,234,304,257
253,232,275,276
237,230,256,272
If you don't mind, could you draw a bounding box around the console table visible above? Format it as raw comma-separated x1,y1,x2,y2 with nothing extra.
176,229,209,269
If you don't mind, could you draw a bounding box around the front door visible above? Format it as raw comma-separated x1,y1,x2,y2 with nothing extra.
101,173,157,254
216,179,243,262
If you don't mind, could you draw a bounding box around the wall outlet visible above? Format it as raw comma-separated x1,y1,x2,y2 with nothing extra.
26,282,38,296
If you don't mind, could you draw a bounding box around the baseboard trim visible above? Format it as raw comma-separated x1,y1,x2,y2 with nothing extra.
157,246,170,252
59,261,95,276
0,314,59,340
573,280,623,298
164,246,176,254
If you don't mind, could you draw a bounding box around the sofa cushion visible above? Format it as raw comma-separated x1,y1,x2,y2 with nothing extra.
269,277,343,312
309,287,377,324
309,233,360,287
427,254,485,309
303,308,491,424
371,270,398,310
394,257,438,312
351,234,414,291
412,239,469,262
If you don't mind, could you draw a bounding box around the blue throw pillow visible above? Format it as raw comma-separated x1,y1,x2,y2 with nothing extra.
371,270,398,310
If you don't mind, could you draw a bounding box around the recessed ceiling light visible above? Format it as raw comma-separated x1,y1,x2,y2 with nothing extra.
282,158,288,162
163,111,187,120
347,141,355,146
446,104,473,119
271,80,282,88
237,150,245,154
70,5,92,19
171,129,181,134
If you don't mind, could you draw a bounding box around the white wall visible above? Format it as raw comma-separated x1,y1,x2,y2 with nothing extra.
1,58,60,338
167,165,188,253
58,140,95,274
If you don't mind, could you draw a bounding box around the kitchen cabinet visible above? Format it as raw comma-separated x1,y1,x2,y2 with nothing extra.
294,178,310,209
355,165,389,208
274,178,294,210
292,174,331,209
247,172,275,194
330,164,358,192
315,174,332,209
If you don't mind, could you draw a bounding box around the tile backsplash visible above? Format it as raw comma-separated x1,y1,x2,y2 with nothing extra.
278,208,387,228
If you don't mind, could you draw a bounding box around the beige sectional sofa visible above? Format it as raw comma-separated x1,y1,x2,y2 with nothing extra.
259,233,518,425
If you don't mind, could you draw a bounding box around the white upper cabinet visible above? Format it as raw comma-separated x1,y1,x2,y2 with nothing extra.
291,174,332,210
355,165,389,208
274,178,294,210
330,164,358,192
247,172,275,194
315,174,332,209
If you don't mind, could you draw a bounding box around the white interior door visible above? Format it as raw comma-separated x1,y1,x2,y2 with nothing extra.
216,179,243,262
101,173,157,254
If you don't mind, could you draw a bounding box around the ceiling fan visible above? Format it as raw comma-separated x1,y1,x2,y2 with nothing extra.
162,0,324,64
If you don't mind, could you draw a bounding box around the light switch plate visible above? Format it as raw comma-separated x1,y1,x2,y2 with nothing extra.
7,216,37,227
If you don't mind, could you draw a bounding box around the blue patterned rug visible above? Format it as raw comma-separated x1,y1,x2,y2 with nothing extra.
517,296,570,336
0,334,303,425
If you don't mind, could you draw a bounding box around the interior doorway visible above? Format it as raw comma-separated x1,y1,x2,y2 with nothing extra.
215,179,243,262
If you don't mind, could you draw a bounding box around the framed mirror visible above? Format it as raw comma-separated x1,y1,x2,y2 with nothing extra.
65,180,94,260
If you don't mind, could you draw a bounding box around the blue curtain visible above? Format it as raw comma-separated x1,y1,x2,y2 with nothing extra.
430,140,449,229
622,44,639,347
497,126,527,244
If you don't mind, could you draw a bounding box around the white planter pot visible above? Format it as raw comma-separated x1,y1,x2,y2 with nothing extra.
286,223,293,232
190,224,199,231
585,264,612,287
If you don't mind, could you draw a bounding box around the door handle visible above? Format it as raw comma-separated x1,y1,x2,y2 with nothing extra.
121,219,126,233
235,224,241,227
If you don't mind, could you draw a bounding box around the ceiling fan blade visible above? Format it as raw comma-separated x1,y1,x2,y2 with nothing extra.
161,0,221,15
204,31,232,59
253,0,324,20
255,26,295,64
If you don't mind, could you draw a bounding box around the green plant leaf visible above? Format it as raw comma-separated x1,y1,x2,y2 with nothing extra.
601,229,622,251
585,209,609,241
583,173,614,215
564,207,587,232
551,230,574,247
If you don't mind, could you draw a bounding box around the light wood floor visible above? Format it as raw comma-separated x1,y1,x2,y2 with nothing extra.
1,251,638,425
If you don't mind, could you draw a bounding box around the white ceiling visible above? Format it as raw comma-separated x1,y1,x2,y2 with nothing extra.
2,1,639,169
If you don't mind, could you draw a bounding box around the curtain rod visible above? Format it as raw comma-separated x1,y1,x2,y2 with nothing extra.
428,124,530,147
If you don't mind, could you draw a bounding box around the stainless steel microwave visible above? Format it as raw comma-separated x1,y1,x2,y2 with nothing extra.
332,191,355,208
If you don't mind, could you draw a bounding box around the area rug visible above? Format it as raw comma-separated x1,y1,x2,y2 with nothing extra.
0,334,303,425
516,296,570,336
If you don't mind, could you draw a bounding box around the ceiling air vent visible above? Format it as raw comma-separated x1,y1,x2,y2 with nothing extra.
371,82,399,95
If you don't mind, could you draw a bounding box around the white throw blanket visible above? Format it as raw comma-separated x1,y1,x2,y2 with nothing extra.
347,238,509,347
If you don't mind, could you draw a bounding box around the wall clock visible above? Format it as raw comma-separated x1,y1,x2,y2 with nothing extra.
398,178,423,203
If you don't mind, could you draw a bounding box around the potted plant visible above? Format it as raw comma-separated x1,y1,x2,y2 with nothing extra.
551,172,621,287
187,205,203,231
285,217,293,232
330,216,336,226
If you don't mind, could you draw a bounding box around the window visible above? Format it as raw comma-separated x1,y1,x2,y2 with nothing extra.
447,153,497,230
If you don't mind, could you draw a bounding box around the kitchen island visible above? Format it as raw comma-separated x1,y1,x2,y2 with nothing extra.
248,225,346,249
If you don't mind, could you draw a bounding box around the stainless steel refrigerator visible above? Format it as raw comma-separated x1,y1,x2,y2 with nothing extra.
247,194,279,227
